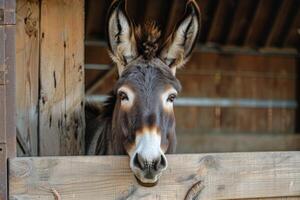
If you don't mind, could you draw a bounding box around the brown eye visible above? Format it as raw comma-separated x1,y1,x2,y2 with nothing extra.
167,94,176,103
119,91,129,101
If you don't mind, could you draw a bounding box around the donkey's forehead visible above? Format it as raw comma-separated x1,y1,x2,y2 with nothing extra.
115,59,181,92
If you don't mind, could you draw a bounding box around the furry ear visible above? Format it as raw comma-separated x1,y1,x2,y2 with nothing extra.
160,0,201,75
106,0,137,75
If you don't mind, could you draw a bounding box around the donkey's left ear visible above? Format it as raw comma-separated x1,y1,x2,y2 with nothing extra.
160,0,200,75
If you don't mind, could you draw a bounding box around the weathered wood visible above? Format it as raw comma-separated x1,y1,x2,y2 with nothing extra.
5,25,16,159
9,152,300,200
1,1,16,199
15,0,39,156
176,132,300,153
39,0,85,156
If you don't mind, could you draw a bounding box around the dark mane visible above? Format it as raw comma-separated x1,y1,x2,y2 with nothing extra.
134,20,161,60
85,93,116,154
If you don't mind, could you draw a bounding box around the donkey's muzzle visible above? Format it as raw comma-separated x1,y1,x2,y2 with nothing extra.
132,153,167,186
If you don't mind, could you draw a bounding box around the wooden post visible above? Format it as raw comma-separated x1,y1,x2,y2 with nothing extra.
39,0,85,156
0,0,16,199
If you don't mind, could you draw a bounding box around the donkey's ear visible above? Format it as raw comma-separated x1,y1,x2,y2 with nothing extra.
160,0,200,75
106,0,137,75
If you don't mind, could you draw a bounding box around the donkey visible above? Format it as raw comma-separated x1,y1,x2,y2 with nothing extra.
85,0,200,186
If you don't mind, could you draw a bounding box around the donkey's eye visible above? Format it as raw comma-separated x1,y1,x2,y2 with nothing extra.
167,94,177,103
119,91,129,101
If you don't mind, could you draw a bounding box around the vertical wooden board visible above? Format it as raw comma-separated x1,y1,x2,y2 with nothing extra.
0,86,5,143
0,27,4,68
5,25,16,157
0,144,7,200
16,0,39,156
39,0,85,156
0,26,5,144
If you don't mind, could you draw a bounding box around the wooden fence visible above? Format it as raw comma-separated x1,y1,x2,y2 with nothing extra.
9,152,300,200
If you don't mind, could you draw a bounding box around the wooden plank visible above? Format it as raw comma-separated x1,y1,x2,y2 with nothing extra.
0,144,7,200
86,67,117,95
178,52,296,100
176,132,300,153
9,152,300,199
284,7,300,48
39,0,85,156
1,1,16,199
226,0,257,45
265,0,295,46
163,0,185,40
143,0,169,35
5,24,16,158
15,0,39,156
175,106,295,134
207,0,237,44
244,0,280,47
85,43,110,64
85,0,110,39
0,26,5,144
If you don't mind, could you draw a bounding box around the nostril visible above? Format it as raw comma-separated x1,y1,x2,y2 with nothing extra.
133,153,145,170
155,155,167,171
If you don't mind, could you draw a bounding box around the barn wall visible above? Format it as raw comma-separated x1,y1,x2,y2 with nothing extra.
176,53,296,134
16,0,85,156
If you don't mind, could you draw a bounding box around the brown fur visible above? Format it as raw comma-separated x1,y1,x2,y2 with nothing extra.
86,0,201,184
135,20,161,60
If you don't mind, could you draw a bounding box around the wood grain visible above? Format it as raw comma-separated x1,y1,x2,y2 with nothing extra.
39,0,84,156
9,152,300,200
176,132,300,153
16,0,39,156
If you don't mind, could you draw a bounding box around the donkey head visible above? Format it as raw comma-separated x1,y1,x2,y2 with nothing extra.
107,0,200,186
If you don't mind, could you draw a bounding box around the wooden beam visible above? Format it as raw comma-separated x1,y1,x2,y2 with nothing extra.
284,6,300,48
226,0,257,45
198,0,218,43
163,0,185,41
39,0,85,156
244,0,279,47
207,0,236,44
86,67,117,95
266,0,295,47
85,0,110,39
9,152,300,199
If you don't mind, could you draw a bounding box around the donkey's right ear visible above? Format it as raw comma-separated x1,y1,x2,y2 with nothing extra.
106,0,138,75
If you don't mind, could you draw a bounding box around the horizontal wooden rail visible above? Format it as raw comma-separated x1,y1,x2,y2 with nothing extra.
9,152,300,200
